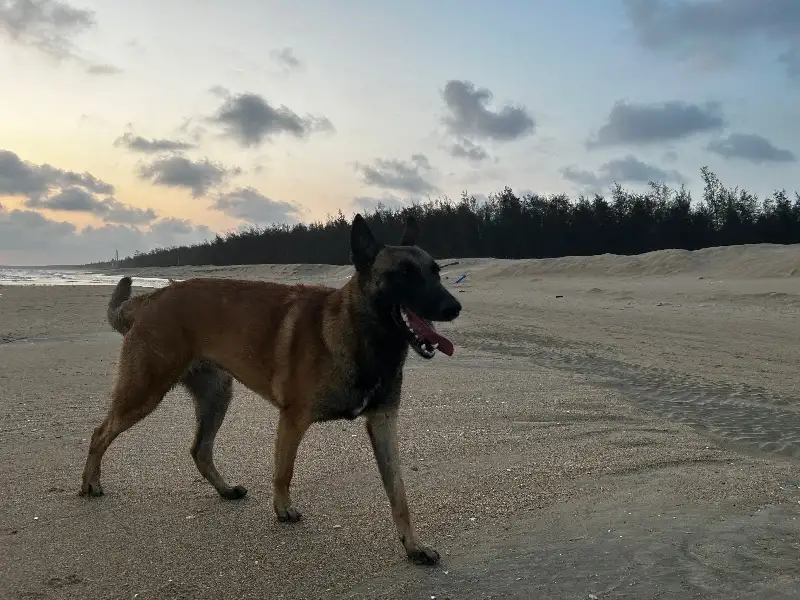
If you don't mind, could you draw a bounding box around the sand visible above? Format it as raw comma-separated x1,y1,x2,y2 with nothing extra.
1,243,799,599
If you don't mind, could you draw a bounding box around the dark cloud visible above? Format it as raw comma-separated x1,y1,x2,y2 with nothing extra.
624,0,800,79
355,154,437,195
28,187,155,225
0,0,93,59
101,201,157,225
778,45,800,79
114,132,195,154
209,91,334,148
137,155,237,197
0,205,212,265
588,100,725,148
32,186,98,211
270,47,302,71
0,150,156,225
441,80,535,142
448,138,489,162
0,0,119,73
213,187,301,226
0,207,76,251
707,133,796,164
562,155,684,192
0,149,114,200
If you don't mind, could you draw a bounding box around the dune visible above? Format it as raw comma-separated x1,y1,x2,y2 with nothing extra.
102,243,800,284
472,243,800,280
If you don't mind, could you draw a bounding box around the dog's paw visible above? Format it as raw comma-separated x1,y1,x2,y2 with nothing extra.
406,543,440,566
275,505,303,523
220,485,248,500
79,482,104,497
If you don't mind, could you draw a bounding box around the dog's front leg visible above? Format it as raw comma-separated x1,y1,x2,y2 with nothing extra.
365,409,440,565
273,410,309,522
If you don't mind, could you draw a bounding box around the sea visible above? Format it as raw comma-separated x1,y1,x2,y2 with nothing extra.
0,267,169,288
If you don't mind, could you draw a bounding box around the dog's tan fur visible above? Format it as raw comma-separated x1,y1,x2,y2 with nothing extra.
80,214,461,565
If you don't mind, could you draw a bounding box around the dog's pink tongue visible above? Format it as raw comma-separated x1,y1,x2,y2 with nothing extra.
406,310,455,356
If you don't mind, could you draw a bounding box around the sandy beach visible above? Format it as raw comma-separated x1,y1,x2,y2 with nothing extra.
1,243,799,599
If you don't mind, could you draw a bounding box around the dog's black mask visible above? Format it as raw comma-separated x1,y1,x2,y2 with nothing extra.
350,214,461,359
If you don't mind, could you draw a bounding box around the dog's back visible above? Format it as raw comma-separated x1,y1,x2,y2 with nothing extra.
107,277,355,406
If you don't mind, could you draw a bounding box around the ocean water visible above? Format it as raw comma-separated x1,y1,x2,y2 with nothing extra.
0,267,169,288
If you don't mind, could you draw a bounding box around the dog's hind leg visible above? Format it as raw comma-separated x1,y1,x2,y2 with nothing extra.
272,410,310,522
80,332,190,497
183,361,247,500
365,408,440,566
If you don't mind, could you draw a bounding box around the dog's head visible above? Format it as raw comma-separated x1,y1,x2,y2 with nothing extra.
350,213,461,359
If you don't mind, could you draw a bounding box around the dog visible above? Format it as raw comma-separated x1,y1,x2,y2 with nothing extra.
80,214,462,565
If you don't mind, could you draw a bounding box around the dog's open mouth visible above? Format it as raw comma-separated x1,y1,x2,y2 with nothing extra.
397,307,454,359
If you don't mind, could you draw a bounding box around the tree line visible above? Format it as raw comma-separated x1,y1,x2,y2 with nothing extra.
86,167,800,269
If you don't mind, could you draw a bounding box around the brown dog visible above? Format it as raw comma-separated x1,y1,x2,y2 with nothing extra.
80,214,461,565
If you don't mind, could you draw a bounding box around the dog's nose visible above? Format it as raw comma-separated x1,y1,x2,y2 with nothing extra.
441,297,461,320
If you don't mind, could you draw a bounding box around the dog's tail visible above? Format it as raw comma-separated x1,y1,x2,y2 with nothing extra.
107,276,135,335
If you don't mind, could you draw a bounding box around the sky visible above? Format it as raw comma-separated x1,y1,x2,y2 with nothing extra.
1,0,799,265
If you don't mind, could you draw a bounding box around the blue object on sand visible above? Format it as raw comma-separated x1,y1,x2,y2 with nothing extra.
455,274,467,284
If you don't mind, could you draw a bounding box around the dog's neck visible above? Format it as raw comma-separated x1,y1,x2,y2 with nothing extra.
342,272,408,394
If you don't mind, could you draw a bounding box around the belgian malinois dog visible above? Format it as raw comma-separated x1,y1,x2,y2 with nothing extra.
80,214,461,565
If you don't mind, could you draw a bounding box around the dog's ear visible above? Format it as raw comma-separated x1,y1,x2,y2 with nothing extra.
399,215,419,246
350,214,383,270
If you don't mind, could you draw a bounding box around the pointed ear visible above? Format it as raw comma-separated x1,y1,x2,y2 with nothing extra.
399,215,419,246
350,214,383,270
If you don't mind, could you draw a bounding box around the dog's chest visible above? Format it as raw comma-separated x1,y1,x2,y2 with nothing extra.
313,376,396,422
311,332,406,422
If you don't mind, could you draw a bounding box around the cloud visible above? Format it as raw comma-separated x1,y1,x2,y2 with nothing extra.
213,187,302,226
448,138,489,162
0,0,119,74
27,187,155,225
355,154,437,195
441,80,535,142
175,116,208,144
352,195,410,213
562,155,684,192
85,62,121,75
137,155,238,197
0,149,114,200
778,45,800,79
209,90,334,148
707,133,796,164
270,47,302,71
0,0,93,59
100,201,157,225
147,216,211,239
0,206,213,265
588,100,725,148
0,207,76,251
623,0,800,79
0,150,158,225
114,132,195,154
